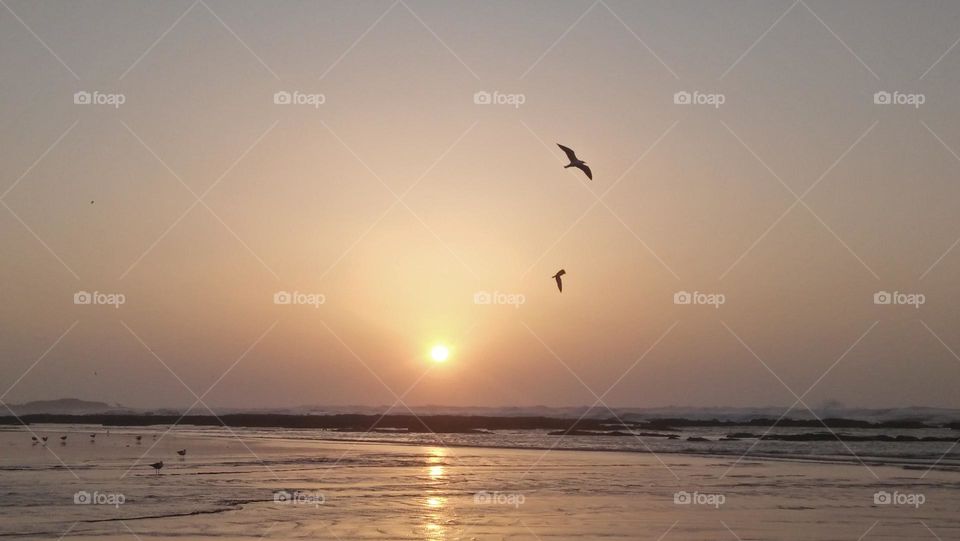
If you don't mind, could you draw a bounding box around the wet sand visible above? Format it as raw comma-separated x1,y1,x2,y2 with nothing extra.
1,426,958,540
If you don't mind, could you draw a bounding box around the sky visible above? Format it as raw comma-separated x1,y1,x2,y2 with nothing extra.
2,0,960,411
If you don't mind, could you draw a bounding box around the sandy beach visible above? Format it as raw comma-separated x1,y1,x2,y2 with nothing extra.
1,425,957,540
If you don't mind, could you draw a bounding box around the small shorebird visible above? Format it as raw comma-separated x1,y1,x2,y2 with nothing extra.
135,435,142,442
149,461,163,475
31,436,37,442
41,436,48,442
176,449,186,456
557,144,592,180
552,269,566,292
59,435,68,442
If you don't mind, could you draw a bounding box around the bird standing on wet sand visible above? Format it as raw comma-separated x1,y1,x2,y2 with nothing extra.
557,144,592,180
59,435,67,442
552,269,566,292
177,449,186,456
149,461,163,475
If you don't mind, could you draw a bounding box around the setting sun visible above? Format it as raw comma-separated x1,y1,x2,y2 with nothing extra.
430,344,450,363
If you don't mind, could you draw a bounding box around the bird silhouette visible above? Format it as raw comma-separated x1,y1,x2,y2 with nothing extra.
41,436,48,442
176,449,186,456
149,461,163,475
552,269,566,292
59,435,67,441
135,435,142,442
557,144,592,180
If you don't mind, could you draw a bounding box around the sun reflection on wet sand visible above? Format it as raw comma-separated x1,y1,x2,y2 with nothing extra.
422,448,452,540
427,448,446,480
422,495,449,540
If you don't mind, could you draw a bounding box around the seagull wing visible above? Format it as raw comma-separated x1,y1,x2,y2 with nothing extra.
552,269,565,292
557,144,578,163
574,163,592,180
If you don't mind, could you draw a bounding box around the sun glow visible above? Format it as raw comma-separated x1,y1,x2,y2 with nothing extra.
430,344,450,363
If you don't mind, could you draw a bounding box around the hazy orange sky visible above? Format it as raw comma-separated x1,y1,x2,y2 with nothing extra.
2,0,960,410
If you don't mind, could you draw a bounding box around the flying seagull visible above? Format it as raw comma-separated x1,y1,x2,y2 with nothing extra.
149,461,163,475
177,449,186,456
557,144,592,180
552,269,566,292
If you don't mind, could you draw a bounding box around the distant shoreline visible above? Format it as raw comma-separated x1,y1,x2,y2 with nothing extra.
3,413,959,434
